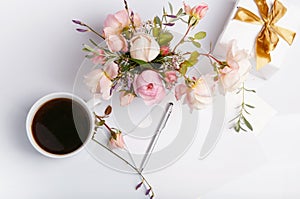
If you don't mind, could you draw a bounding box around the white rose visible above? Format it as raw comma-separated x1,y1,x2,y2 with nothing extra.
130,33,160,62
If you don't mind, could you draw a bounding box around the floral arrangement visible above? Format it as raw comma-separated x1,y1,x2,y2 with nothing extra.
73,1,257,198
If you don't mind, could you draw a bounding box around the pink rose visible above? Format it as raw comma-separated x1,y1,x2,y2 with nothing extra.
175,77,212,111
106,34,128,52
84,62,119,100
103,10,141,53
219,40,251,92
109,132,125,149
133,70,166,106
103,10,142,37
184,3,208,20
120,91,135,106
92,49,106,65
184,2,208,26
114,10,142,29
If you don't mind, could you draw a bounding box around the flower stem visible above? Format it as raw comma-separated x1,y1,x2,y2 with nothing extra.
82,23,105,40
92,133,155,198
172,25,192,52
200,53,223,65
123,0,136,32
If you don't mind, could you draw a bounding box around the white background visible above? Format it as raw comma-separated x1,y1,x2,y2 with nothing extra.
1,0,300,198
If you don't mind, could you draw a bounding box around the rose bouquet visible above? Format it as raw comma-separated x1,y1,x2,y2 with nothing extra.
73,1,256,198
73,1,214,109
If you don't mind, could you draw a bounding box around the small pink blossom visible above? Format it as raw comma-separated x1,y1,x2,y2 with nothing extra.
165,71,177,84
219,40,252,92
160,46,170,56
109,132,125,149
133,70,166,106
175,77,212,111
92,49,106,65
120,91,135,106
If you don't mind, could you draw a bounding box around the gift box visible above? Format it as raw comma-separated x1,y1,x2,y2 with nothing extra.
214,0,297,79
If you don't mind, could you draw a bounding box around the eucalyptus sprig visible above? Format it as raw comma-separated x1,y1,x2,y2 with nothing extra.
230,83,256,132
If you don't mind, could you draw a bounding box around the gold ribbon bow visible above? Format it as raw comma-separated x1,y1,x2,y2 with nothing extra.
233,0,296,70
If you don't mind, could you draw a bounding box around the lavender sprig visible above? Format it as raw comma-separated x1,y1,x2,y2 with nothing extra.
72,19,105,39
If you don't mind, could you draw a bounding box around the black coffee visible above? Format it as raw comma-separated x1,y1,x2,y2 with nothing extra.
31,98,90,155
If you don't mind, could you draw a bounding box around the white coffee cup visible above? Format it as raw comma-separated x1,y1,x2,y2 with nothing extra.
26,92,94,158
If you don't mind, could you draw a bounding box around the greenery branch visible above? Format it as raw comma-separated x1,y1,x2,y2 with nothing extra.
230,83,256,132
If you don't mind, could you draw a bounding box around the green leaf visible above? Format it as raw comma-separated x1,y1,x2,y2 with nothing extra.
163,7,167,15
236,88,243,94
153,16,162,27
245,88,256,93
158,32,173,45
89,39,98,47
179,62,189,76
244,108,251,115
188,36,194,41
188,51,200,65
194,31,206,40
82,44,94,52
85,54,94,59
243,117,253,131
153,27,161,37
179,51,200,76
245,104,255,109
234,124,241,132
192,40,201,48
168,2,173,14
96,120,105,126
130,58,148,65
176,8,183,16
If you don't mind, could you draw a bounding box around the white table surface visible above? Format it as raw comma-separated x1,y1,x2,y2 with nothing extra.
1,0,300,198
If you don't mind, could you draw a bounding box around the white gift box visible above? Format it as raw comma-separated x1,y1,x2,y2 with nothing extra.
214,0,298,79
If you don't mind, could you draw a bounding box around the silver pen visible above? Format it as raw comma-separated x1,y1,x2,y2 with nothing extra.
139,102,173,172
